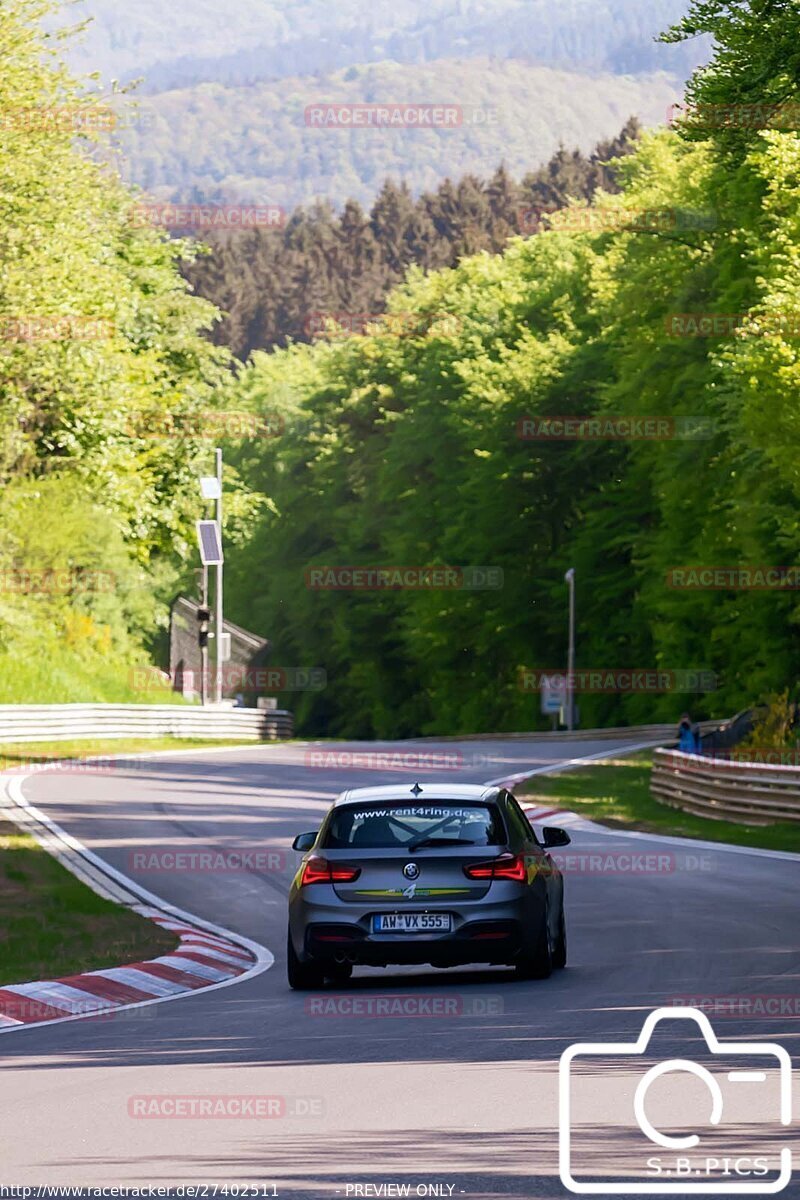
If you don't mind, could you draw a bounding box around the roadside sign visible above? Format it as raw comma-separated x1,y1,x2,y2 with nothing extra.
541,672,566,715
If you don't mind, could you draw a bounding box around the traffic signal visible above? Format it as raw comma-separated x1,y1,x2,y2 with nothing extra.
197,606,211,649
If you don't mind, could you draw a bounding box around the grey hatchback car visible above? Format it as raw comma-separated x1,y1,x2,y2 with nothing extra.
287,782,570,988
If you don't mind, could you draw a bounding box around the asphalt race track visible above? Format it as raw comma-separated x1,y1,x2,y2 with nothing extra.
2,737,799,1199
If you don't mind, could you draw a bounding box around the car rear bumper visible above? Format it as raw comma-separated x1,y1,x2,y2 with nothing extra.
305,919,524,965
289,889,542,967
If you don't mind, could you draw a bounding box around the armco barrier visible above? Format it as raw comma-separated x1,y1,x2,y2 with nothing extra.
651,748,800,825
412,719,723,744
0,704,293,744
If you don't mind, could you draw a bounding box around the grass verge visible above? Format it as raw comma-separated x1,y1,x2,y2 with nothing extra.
0,820,177,988
0,647,188,704
0,734,275,989
517,752,800,853
0,734,280,772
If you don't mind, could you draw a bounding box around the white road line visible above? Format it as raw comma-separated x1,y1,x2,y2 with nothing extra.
582,821,800,861
0,772,274,1036
486,738,663,788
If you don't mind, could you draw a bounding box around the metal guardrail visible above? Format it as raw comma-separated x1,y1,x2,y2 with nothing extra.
414,719,723,744
651,748,800,825
0,704,294,744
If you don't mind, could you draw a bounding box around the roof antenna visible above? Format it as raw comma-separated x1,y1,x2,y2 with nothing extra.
411,782,423,797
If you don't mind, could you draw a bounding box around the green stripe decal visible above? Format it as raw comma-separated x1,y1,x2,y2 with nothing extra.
353,888,470,896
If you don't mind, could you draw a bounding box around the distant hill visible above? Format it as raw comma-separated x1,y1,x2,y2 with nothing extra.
64,0,707,220
64,0,706,89
111,58,682,210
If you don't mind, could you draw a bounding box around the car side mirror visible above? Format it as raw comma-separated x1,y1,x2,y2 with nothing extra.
541,826,571,848
292,831,318,852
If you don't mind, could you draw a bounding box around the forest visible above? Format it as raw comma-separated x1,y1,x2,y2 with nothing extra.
3,0,800,738
183,120,640,358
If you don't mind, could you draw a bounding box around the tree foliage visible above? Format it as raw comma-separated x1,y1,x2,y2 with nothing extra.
221,1,800,734
0,0,230,683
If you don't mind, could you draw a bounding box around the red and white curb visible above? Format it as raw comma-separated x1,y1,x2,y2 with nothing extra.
0,909,257,1029
1,769,273,1034
521,803,585,829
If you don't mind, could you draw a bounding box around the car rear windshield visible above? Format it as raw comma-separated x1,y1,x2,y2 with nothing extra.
322,801,505,850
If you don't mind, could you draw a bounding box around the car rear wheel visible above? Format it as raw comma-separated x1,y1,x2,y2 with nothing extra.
552,907,567,969
287,928,326,990
515,913,553,980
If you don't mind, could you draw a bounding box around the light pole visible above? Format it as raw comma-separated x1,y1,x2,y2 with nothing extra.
200,565,209,706
564,567,576,731
198,462,224,706
214,447,223,704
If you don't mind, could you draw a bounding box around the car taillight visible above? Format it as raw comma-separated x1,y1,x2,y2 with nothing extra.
464,853,526,882
300,856,361,886
329,863,362,882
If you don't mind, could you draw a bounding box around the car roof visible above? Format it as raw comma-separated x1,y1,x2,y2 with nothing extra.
333,782,503,808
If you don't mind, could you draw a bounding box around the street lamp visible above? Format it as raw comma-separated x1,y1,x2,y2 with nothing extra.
213,448,223,704
564,568,576,731
196,451,224,705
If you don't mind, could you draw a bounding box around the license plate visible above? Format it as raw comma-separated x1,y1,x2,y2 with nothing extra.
372,912,451,934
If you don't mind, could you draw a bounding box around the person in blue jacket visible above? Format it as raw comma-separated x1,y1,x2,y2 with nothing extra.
678,712,700,753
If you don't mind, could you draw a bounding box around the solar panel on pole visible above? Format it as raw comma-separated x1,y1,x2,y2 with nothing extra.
196,520,223,566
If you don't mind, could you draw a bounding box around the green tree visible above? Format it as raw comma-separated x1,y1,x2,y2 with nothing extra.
0,0,236,695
